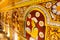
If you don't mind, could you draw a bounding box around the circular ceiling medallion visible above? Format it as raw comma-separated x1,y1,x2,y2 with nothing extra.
27,21,30,26
39,21,44,27
39,32,44,38
46,2,52,8
35,12,40,17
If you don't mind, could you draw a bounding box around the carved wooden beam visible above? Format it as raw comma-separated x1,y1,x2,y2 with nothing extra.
0,0,53,12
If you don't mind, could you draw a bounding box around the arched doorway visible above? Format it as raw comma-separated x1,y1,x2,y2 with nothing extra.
25,10,45,40
24,5,48,40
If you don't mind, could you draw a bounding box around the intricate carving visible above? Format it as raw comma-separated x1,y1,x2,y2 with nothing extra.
46,26,60,40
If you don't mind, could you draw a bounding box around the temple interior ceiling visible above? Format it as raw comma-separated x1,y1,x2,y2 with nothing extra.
0,0,60,40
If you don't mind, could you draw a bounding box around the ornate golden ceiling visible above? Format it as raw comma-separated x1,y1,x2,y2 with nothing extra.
0,0,60,40
0,0,54,12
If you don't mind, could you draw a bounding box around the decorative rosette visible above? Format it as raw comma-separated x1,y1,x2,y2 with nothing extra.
39,32,44,38
27,21,30,26
46,2,52,8
39,21,44,27
52,2,60,15
35,12,40,17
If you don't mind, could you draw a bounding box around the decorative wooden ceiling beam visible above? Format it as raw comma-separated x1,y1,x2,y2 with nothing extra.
0,0,53,12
